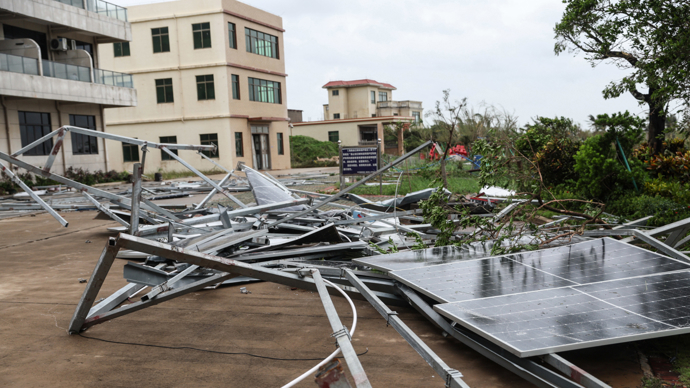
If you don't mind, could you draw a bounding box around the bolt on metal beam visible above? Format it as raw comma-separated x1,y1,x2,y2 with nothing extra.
311,269,372,388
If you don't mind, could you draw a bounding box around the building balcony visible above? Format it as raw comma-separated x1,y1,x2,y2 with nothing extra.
376,100,423,109
0,0,131,43
0,52,136,107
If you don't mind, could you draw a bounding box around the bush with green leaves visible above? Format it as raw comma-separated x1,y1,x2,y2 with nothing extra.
607,193,690,227
573,112,647,200
289,135,339,168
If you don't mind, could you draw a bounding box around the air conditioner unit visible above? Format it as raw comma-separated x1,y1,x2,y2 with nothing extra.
69,40,77,50
50,38,68,51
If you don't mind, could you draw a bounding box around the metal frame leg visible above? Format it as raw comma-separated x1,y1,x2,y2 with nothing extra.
345,270,469,388
68,238,120,333
542,354,611,388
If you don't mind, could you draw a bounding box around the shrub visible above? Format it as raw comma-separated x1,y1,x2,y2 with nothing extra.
573,112,647,200
607,194,690,227
289,135,339,168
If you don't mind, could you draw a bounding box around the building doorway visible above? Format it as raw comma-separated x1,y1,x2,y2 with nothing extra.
251,125,270,170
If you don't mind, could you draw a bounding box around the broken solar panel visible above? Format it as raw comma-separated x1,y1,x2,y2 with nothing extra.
387,238,690,303
435,270,690,357
244,166,307,212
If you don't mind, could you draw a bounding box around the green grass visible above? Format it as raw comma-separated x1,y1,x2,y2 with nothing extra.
346,175,480,196
638,333,690,385
156,169,225,181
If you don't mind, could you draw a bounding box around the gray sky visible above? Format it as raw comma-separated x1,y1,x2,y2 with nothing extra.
115,0,645,127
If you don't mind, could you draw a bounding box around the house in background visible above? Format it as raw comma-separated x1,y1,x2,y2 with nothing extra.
292,79,422,154
0,0,136,174
100,0,291,173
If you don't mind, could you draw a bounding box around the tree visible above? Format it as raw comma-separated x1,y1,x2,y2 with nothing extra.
426,90,467,188
554,0,690,153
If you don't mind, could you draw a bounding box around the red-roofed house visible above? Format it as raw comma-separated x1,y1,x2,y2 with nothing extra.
291,79,422,155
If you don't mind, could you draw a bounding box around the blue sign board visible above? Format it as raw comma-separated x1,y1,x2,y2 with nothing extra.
342,147,378,175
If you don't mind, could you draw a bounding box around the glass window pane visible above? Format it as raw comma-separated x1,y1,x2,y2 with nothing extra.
123,42,130,56
153,36,161,53
162,35,170,52
197,82,206,100
202,30,211,47
193,31,202,48
165,86,174,102
206,81,215,99
114,43,122,57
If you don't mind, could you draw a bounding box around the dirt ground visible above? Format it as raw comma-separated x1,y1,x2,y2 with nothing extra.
0,211,644,387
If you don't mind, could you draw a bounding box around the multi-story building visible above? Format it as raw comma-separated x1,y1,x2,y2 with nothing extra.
100,0,291,173
0,0,137,174
292,79,422,154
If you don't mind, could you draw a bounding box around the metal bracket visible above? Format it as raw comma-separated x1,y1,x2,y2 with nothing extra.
446,369,464,387
386,311,399,327
331,325,351,342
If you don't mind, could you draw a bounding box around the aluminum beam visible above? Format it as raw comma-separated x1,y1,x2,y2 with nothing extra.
0,161,68,227
42,127,65,172
195,172,233,210
82,192,129,228
312,270,372,388
542,354,611,388
632,230,690,264
345,271,469,388
64,126,215,151
162,146,247,209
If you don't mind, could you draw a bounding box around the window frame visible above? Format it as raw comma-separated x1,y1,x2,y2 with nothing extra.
379,91,388,102
231,74,240,100
196,74,216,101
235,132,244,157
332,90,339,96
277,132,284,155
328,131,339,143
248,77,281,104
244,27,279,59
371,91,376,104
122,142,139,162
114,42,130,57
18,111,53,156
155,78,174,104
160,136,178,160
199,133,218,158
69,114,99,155
192,22,212,49
151,27,170,53
333,113,340,119
412,111,421,123
228,22,237,49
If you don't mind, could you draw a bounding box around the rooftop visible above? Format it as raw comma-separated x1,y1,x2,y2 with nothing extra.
322,79,396,90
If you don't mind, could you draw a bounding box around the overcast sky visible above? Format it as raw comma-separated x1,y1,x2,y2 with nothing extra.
115,0,646,127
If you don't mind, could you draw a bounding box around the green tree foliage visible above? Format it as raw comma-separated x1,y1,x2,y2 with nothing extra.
554,0,690,153
289,135,339,168
573,112,647,199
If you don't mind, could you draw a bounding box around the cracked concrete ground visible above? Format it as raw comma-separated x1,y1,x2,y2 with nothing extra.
0,211,643,387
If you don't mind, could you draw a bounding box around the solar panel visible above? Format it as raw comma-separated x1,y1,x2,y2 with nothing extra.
435,270,690,357
387,238,689,303
354,244,494,272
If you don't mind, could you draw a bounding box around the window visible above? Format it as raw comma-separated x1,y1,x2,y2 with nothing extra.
245,27,279,59
232,74,240,100
332,90,339,96
196,75,215,100
371,114,376,117
18,111,52,155
333,113,340,119
122,143,139,162
360,127,377,142
277,132,284,155
228,22,237,49
248,77,281,104
114,42,130,57
379,92,388,102
69,115,98,155
328,131,339,142
160,136,178,160
71,40,93,56
200,133,218,158
371,91,375,104
4,25,48,59
155,78,174,103
412,111,421,123
152,27,170,53
235,132,244,157
193,22,211,49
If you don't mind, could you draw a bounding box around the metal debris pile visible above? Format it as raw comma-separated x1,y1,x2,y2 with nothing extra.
4,127,690,387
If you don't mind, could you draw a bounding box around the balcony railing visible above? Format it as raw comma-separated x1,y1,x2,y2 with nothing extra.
94,68,133,88
54,0,128,22
0,54,133,89
358,140,378,146
0,53,39,75
43,59,92,82
376,100,423,109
